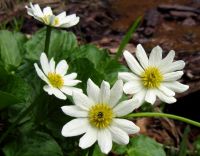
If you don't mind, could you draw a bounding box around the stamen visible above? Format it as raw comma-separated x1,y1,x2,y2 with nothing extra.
42,15,59,26
48,73,64,88
89,104,113,129
141,66,163,89
53,17,59,26
42,15,50,25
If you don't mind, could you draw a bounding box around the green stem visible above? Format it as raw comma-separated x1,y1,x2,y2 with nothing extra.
0,101,37,144
87,145,95,156
126,112,200,127
44,26,52,54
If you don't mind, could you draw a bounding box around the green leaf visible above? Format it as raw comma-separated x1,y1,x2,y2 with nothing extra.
3,131,63,156
70,44,109,69
0,30,22,67
112,143,128,155
178,126,190,156
25,28,78,61
70,44,128,84
115,17,141,59
0,90,21,110
93,144,106,156
3,76,34,102
69,58,104,90
194,135,200,156
127,135,166,156
102,59,128,84
0,75,34,121
13,32,28,55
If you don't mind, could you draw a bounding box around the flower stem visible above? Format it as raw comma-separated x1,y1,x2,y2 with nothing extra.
126,112,200,127
0,101,36,144
44,26,52,54
87,145,95,156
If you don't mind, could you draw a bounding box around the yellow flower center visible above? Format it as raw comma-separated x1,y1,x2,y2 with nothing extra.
89,104,114,129
42,15,50,25
48,73,64,88
141,66,163,89
53,17,59,26
42,15,59,26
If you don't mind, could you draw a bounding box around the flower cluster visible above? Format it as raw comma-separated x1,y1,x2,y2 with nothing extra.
28,3,189,155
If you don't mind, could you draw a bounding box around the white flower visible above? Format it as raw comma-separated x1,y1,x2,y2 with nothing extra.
61,79,140,154
118,44,189,105
34,52,82,100
25,3,79,28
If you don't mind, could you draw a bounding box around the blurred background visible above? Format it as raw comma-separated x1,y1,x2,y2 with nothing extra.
0,0,200,155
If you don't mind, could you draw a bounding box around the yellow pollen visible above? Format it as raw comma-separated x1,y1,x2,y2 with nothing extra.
42,15,50,25
48,73,64,88
89,104,114,129
141,66,163,89
42,15,59,26
53,17,59,26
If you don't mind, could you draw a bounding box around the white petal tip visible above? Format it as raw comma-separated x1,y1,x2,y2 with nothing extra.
123,50,131,56
79,143,88,149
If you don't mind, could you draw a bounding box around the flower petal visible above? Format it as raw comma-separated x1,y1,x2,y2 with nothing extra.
40,52,50,75
87,79,100,103
113,98,139,117
52,88,66,100
155,90,176,104
109,80,123,107
163,71,184,81
33,4,43,17
149,46,162,66
112,119,140,134
43,6,53,15
79,126,97,149
162,81,189,93
161,60,185,73
61,118,89,137
43,85,53,95
57,12,66,20
60,15,80,28
49,58,55,72
34,63,49,83
64,80,81,86
25,6,34,16
97,129,112,154
63,73,77,80
118,72,139,82
159,50,175,69
123,50,144,75
132,89,146,106
60,86,82,96
123,81,143,94
135,44,149,68
159,85,175,96
61,106,88,117
73,91,94,110
145,90,156,104
99,81,110,104
109,126,129,145
56,60,68,76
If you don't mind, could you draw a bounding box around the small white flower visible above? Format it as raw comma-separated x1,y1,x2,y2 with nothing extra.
61,79,140,154
118,44,189,105
25,3,79,28
34,52,82,100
